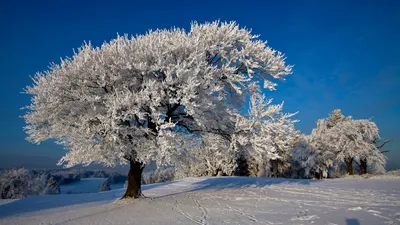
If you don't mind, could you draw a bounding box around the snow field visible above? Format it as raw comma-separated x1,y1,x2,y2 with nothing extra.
0,177,399,225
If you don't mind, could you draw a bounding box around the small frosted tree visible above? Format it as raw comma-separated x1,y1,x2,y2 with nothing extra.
175,133,237,178
291,138,315,178
100,179,111,192
233,94,299,177
291,136,333,179
23,21,292,198
43,176,61,195
0,168,48,199
142,168,175,184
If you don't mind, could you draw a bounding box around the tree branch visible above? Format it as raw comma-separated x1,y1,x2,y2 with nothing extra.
376,139,390,149
234,63,244,74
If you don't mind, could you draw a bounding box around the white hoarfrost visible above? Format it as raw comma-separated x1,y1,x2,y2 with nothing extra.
295,109,388,176
320,119,380,163
233,94,299,177
174,94,300,178
0,169,48,199
174,133,237,178
23,21,292,169
291,136,331,178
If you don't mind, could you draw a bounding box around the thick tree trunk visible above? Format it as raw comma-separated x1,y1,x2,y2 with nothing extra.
122,160,144,199
234,152,249,176
345,158,354,175
270,160,278,178
314,171,322,180
359,158,367,175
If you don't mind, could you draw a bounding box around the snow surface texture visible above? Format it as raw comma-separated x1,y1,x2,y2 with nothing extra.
0,177,399,225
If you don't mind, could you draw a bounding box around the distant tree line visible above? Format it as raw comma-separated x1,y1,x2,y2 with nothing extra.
0,168,127,199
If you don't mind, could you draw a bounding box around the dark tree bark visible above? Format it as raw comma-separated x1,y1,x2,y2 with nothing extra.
376,139,390,149
357,139,390,175
345,158,354,175
314,171,322,180
359,158,367,175
122,160,145,199
234,151,249,176
269,160,279,178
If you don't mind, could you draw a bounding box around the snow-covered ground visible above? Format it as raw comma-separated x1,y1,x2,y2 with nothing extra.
0,199,18,206
0,177,399,225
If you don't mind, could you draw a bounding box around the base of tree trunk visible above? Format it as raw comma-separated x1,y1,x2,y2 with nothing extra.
359,158,367,175
121,160,145,199
234,151,249,176
314,171,322,180
345,158,354,175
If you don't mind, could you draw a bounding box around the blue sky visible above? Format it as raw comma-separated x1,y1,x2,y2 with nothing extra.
0,0,399,170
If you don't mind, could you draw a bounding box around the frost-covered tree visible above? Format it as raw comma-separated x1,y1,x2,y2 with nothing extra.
303,110,349,176
356,139,389,175
142,168,175,184
174,133,237,178
0,168,48,199
42,176,61,195
309,109,385,175
23,21,292,198
291,138,315,178
233,94,299,177
326,109,350,128
100,179,111,192
323,119,380,175
291,136,333,179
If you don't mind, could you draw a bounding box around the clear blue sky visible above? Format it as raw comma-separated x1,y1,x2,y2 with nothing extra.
0,0,399,170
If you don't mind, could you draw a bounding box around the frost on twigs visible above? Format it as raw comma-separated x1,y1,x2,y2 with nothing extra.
232,94,299,177
23,21,292,170
174,94,300,178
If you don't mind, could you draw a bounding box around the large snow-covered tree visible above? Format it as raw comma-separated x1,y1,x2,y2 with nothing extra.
23,21,292,198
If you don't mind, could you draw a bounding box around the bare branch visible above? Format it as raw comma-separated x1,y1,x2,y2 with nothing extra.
376,139,390,149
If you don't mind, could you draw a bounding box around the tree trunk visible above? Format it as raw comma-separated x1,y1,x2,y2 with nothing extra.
234,151,249,176
345,158,353,175
270,160,278,178
359,158,367,175
122,160,145,199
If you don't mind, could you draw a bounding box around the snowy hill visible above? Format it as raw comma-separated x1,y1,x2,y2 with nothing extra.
0,177,399,225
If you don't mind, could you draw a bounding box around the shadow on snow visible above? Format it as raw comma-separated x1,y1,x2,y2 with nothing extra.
0,180,177,218
151,176,319,199
0,176,319,218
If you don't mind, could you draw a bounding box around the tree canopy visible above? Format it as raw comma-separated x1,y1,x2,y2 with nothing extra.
23,21,292,169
